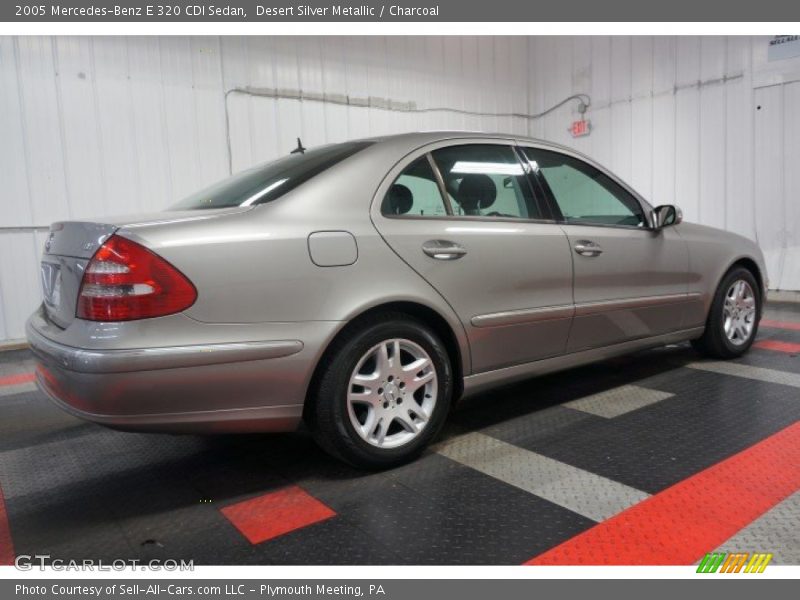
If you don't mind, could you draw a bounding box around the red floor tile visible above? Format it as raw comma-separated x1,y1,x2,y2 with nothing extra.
526,421,800,565
754,340,800,354
220,485,336,545
761,319,800,332
0,373,34,388
0,484,14,566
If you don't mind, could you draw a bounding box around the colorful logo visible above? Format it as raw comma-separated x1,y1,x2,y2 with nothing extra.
697,552,772,573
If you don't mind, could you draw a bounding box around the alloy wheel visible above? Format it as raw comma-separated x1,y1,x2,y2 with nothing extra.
722,279,757,346
346,338,438,449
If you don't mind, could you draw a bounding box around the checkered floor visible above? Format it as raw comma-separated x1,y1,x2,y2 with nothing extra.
1,302,799,565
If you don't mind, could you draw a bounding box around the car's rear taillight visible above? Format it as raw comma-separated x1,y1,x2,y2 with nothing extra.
77,234,197,321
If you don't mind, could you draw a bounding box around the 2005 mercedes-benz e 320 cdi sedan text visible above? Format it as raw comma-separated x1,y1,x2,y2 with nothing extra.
27,132,766,468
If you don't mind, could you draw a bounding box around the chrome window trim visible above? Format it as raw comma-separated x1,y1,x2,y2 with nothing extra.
379,213,560,225
559,220,657,232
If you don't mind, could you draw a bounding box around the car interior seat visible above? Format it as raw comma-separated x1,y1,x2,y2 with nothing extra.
455,174,497,216
386,183,414,215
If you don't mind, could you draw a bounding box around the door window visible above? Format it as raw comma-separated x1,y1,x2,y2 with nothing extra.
431,144,541,220
522,148,646,227
381,156,449,217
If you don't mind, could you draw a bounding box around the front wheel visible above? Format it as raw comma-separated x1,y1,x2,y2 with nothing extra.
309,313,453,469
691,266,761,359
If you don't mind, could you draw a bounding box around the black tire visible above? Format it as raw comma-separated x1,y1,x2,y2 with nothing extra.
309,312,453,469
691,266,761,359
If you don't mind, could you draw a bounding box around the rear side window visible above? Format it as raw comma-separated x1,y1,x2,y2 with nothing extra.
431,144,541,220
522,148,645,227
381,156,449,217
170,141,373,210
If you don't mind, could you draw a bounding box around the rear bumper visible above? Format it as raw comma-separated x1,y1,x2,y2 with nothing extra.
25,308,330,433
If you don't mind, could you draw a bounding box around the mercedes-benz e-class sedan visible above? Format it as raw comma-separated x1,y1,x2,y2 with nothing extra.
27,132,766,468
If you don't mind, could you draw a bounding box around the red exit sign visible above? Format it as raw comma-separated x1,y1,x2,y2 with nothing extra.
570,119,591,138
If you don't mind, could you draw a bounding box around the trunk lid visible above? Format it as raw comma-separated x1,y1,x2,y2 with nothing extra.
41,222,117,329
40,208,250,328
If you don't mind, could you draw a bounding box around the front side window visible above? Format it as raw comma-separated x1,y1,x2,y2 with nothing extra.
522,148,646,227
381,156,449,217
431,144,541,220
170,141,373,210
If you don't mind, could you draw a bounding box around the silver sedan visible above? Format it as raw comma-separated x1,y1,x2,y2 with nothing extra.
26,132,766,468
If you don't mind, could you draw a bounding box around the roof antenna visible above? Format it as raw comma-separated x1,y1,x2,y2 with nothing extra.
290,137,306,155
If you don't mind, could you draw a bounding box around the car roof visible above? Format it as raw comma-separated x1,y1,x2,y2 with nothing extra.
354,130,579,154
348,131,605,174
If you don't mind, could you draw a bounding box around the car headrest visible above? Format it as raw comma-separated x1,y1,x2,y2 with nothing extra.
456,174,497,214
387,184,414,215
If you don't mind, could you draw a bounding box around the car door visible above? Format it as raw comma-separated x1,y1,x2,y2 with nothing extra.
520,145,691,353
372,140,574,374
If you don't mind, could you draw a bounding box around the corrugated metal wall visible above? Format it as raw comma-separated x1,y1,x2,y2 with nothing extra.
1,35,799,343
0,35,533,342
526,36,800,296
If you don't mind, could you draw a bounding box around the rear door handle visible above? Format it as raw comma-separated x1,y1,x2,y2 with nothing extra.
574,240,603,257
422,240,467,260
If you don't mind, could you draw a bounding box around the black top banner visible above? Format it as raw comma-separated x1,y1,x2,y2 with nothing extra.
3,0,799,22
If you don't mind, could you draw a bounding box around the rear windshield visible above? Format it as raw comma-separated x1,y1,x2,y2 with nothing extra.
169,141,373,210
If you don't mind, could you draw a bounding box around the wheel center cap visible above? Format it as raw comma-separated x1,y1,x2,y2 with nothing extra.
383,382,399,403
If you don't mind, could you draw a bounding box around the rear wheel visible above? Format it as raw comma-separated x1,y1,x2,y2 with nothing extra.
310,313,453,469
691,267,761,359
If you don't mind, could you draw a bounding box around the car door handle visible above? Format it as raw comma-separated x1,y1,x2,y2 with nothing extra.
574,240,603,257
422,240,467,260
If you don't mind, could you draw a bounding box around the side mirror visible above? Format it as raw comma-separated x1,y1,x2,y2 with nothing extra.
653,204,683,229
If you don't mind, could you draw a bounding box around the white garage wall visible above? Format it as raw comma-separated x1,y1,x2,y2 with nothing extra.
0,35,532,343
526,36,800,295
1,35,799,344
